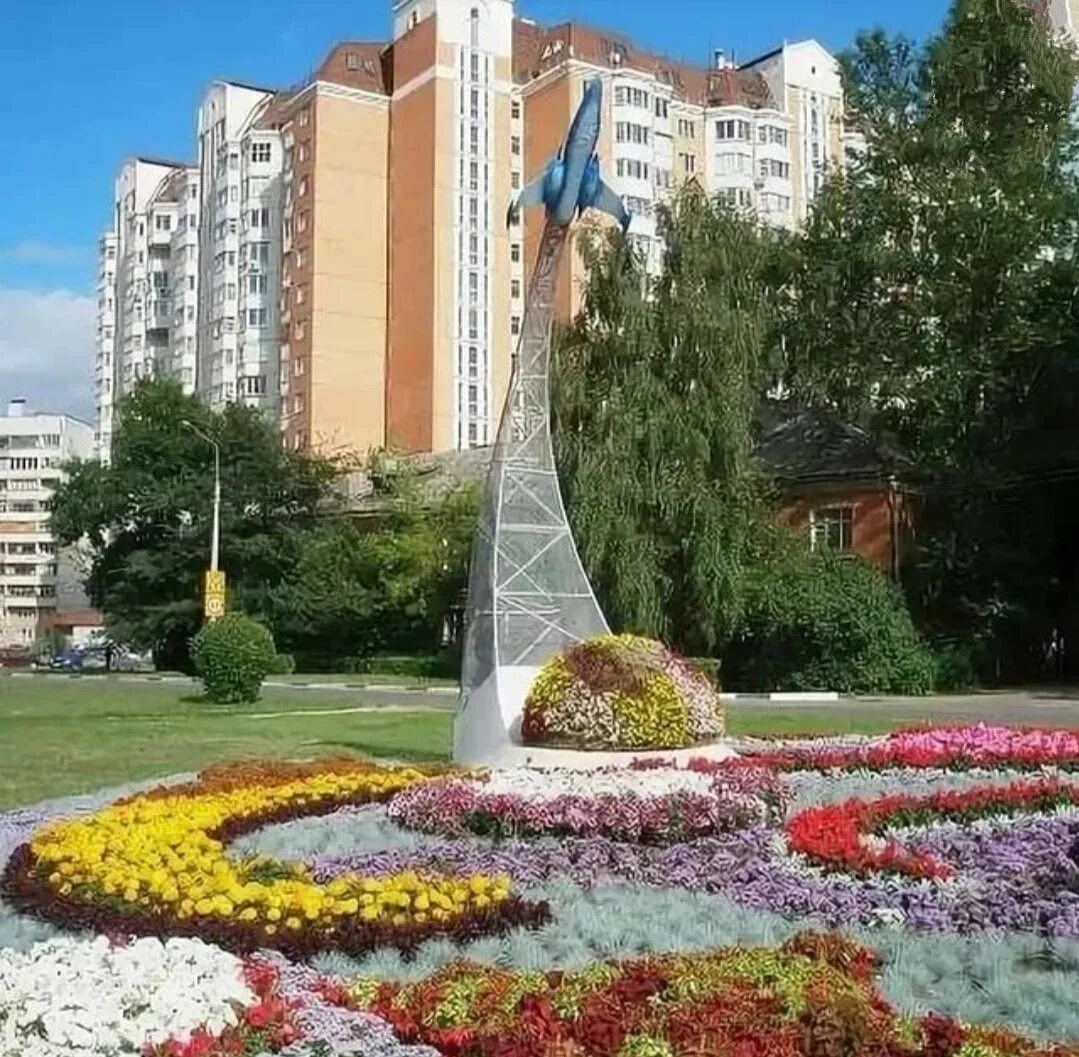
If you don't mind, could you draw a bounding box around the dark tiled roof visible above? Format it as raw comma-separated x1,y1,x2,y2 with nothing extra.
755,400,910,483
336,402,909,515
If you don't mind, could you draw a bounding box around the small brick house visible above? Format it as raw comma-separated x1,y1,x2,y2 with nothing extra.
339,401,917,579
756,402,916,579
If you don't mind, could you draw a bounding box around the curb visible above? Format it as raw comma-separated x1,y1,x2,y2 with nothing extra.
725,692,841,704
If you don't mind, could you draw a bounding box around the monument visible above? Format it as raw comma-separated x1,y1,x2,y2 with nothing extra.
453,78,629,766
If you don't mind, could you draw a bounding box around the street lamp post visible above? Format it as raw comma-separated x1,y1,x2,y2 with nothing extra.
182,420,225,620
181,420,221,570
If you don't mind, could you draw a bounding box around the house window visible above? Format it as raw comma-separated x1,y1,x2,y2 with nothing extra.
511,100,521,119
511,135,521,156
511,315,521,336
251,142,272,163
511,243,521,263
810,507,854,553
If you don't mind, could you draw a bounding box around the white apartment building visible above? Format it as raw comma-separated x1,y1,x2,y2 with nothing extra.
163,167,201,394
94,233,117,459
742,40,844,226
197,81,284,414
0,401,94,648
99,157,186,459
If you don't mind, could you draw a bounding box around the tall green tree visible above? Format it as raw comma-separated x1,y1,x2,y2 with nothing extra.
777,0,1079,679
50,380,341,668
553,189,776,655
264,464,478,669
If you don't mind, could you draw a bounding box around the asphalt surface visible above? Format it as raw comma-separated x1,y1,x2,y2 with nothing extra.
10,672,1079,726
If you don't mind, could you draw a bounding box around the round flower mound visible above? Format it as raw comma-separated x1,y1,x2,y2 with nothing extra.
522,634,724,750
0,759,549,960
0,935,254,1057
387,766,784,843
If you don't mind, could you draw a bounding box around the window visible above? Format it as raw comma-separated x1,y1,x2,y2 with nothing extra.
510,243,521,263
715,119,752,141
677,118,696,138
616,158,649,181
298,106,310,126
297,142,308,163
655,97,668,119
249,207,270,228
297,211,308,233
511,100,521,120
511,135,521,156
295,284,306,305
251,141,272,163
295,246,306,268
615,122,649,145
226,282,236,299
298,176,308,196
249,274,267,294
511,171,520,190
511,279,521,299
154,214,172,231
248,307,267,327
294,356,305,376
345,51,360,71
243,375,266,395
680,153,696,174
810,507,854,553
511,316,521,336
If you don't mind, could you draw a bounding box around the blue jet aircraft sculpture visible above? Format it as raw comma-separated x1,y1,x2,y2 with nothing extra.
507,77,630,232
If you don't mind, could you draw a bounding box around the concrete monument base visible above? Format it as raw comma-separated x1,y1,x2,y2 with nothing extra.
452,664,738,769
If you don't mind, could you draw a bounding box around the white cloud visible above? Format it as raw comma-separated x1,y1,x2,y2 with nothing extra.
0,240,88,264
0,288,96,423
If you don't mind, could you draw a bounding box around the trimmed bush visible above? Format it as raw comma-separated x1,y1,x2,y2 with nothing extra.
269,652,296,676
192,612,277,704
723,552,935,695
522,633,725,750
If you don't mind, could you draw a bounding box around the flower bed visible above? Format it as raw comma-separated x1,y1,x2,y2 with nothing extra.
6,730,1079,1053
0,936,255,1056
521,634,724,750
386,766,784,843
786,778,1079,879
736,724,1079,773
352,932,1078,1057
0,759,549,960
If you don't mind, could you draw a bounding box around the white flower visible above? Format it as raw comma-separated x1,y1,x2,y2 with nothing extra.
478,767,716,801
0,936,254,1057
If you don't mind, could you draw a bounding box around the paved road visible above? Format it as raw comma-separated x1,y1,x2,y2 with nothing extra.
11,672,1079,726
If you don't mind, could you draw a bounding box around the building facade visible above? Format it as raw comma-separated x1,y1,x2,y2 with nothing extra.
0,401,95,648
95,1,848,459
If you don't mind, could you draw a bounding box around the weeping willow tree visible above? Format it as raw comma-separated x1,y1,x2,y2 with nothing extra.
553,187,776,656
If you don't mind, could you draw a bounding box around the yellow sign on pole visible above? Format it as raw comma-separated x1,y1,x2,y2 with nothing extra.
204,569,226,621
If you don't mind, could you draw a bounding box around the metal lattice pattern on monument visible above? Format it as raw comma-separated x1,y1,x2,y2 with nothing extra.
460,218,610,699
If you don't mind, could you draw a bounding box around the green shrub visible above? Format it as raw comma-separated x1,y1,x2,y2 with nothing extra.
932,640,980,692
722,552,935,695
192,612,277,704
269,652,296,676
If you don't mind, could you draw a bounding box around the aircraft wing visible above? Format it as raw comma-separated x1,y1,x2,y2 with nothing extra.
506,171,547,228
591,180,631,233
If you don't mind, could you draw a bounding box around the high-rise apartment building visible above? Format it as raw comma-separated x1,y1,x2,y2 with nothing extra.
740,41,844,226
0,400,94,647
95,1,848,459
94,233,117,458
197,82,286,415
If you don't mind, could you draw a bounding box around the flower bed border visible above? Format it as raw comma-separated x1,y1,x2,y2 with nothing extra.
1,765,551,961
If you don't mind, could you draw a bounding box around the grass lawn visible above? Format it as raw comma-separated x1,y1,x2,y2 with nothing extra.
0,674,992,810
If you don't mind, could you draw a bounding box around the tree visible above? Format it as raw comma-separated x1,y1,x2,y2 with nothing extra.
553,189,776,656
777,0,1079,680
263,459,478,669
50,380,341,668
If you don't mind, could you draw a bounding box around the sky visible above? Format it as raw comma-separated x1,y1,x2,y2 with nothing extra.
0,0,952,423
